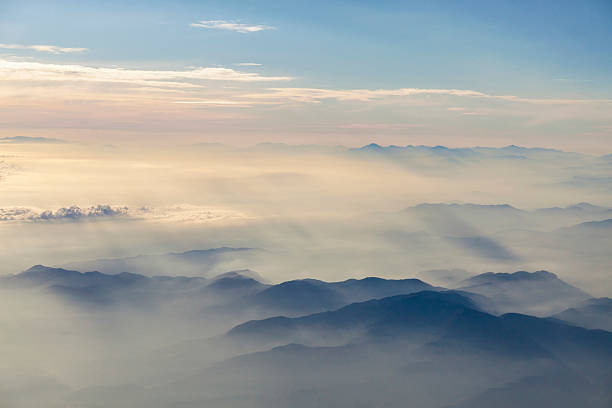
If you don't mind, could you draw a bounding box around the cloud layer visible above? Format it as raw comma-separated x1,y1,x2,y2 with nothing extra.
0,58,292,90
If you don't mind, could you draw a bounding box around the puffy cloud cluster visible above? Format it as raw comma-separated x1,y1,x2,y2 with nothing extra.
39,205,128,220
0,205,128,222
0,204,248,224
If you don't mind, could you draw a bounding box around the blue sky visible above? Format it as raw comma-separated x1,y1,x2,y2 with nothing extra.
0,0,611,150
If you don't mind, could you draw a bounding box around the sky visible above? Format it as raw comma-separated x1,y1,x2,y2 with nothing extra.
0,0,611,150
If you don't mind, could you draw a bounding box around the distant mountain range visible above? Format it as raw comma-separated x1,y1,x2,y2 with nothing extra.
62,247,254,277
347,143,588,162
186,142,610,161
405,202,612,231
2,263,605,329
0,136,67,144
147,290,612,408
2,262,610,408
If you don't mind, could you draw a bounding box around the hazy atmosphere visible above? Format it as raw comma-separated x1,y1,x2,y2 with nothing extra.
1,1,611,407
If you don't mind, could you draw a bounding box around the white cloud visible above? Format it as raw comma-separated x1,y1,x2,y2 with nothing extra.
235,62,262,66
0,205,127,222
191,20,275,33
0,204,250,224
244,87,490,103
0,58,292,89
244,87,612,106
0,43,88,54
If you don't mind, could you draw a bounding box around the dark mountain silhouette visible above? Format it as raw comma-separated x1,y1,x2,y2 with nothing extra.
21,266,606,408
2,265,436,323
228,289,612,363
159,290,612,408
228,291,544,354
232,276,435,318
327,276,435,302
247,279,346,315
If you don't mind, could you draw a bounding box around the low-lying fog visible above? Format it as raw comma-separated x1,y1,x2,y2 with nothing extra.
1,141,611,292
0,140,611,407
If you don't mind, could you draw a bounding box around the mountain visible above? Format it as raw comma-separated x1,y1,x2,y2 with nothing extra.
0,136,67,144
399,202,612,241
228,291,515,350
415,269,473,287
327,276,435,302
560,218,612,232
26,271,608,408
1,265,150,289
62,247,254,277
246,279,346,316
347,144,582,168
207,270,265,290
1,265,270,310
409,202,523,216
2,265,436,324
347,144,482,166
537,202,612,216
146,290,612,408
553,297,612,331
233,276,435,318
450,373,607,408
227,290,607,362
405,202,528,235
0,265,206,306
457,270,591,315
201,270,269,301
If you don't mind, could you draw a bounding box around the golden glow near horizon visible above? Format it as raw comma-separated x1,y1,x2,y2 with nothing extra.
0,56,611,151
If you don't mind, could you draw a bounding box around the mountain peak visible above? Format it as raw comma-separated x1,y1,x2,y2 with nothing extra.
360,143,383,150
458,270,590,316
21,264,82,276
463,270,557,285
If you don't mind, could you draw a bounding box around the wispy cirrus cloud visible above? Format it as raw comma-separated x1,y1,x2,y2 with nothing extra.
0,58,292,90
235,62,262,66
244,87,612,106
172,99,257,106
191,20,275,33
245,87,489,103
0,43,88,54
